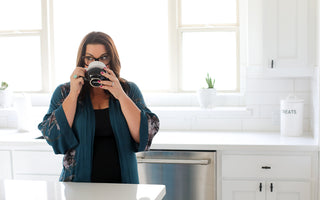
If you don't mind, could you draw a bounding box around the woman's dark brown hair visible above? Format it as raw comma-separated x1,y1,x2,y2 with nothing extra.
77,32,129,102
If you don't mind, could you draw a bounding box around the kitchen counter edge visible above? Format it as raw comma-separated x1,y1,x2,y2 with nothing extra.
0,129,317,152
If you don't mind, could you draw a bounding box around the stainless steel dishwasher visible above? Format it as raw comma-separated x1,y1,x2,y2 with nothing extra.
136,150,216,200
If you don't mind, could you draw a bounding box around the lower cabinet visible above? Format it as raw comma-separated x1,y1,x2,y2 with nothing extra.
222,180,310,200
12,150,63,181
0,150,12,179
0,149,63,181
220,151,316,200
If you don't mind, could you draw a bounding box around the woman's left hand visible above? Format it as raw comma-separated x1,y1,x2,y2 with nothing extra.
100,67,141,141
99,67,126,100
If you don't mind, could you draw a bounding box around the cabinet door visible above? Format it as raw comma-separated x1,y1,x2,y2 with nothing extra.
262,0,310,76
12,150,63,180
0,150,12,179
266,181,310,200
222,180,265,200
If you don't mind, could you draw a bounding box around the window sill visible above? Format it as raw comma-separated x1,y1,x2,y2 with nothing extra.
151,106,251,118
143,92,245,107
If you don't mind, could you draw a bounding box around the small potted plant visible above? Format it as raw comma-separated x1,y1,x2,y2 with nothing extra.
0,81,11,108
197,73,216,108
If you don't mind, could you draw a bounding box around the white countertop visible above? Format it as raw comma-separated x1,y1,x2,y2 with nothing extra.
0,179,166,200
0,129,50,150
150,131,318,151
0,129,318,151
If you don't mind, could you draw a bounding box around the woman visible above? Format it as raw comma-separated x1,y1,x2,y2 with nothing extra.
38,31,159,183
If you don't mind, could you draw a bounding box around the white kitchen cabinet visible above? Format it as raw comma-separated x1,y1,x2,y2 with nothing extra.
12,150,63,181
262,0,312,77
0,150,12,179
220,152,315,200
222,180,265,199
222,180,310,200
266,181,310,199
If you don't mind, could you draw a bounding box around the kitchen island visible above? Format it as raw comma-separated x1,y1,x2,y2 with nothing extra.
0,179,166,200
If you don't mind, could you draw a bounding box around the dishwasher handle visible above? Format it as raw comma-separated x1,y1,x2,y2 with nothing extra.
137,158,210,165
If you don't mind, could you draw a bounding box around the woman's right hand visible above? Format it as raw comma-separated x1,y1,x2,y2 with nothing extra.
63,67,86,127
69,67,86,97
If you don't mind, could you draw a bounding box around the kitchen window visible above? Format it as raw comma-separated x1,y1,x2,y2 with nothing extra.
0,0,49,92
52,0,169,92
177,0,239,92
0,0,241,94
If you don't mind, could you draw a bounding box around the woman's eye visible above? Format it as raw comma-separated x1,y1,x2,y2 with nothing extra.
101,56,108,60
88,57,94,61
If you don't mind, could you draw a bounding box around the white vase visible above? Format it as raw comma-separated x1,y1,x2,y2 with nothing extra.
197,88,217,108
0,90,12,108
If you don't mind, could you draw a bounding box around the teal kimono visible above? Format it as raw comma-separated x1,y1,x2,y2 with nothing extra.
38,82,159,183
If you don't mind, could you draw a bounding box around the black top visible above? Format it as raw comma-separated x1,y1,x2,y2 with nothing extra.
91,108,122,183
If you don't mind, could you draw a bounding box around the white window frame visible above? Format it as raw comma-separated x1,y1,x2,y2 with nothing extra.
0,0,51,93
154,0,247,107
168,0,241,93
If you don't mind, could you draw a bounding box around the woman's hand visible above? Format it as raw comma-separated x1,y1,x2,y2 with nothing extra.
99,67,141,142
99,67,126,100
70,67,86,97
62,67,86,127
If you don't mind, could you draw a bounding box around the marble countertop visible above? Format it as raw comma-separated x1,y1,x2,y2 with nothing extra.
0,179,166,200
0,129,318,151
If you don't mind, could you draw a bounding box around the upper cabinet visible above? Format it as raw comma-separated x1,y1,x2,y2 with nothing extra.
247,0,314,77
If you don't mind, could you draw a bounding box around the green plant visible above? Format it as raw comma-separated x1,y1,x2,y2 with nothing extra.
205,73,215,89
0,82,8,90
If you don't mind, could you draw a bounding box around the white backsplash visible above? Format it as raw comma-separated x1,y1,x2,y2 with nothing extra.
0,106,48,132
0,75,314,134
0,108,18,128
152,75,312,133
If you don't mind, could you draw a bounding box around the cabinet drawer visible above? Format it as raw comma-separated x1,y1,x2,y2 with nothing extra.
222,154,311,179
13,151,63,175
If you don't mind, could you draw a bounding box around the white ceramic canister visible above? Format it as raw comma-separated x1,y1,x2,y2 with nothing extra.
14,94,32,132
280,95,304,137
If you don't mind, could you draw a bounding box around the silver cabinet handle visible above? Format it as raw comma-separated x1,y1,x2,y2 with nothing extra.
137,158,210,165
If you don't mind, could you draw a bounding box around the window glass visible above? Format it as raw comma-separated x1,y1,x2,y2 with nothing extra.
53,0,169,91
0,0,42,30
181,0,237,25
0,36,42,91
181,31,237,91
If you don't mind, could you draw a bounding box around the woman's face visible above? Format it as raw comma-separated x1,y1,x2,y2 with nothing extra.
84,44,111,68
